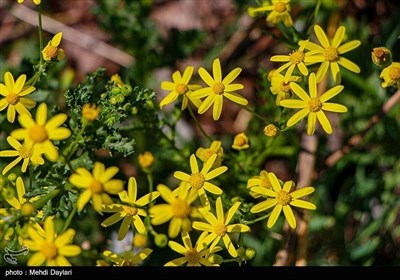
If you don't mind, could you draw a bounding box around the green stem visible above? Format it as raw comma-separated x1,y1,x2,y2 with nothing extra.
34,188,61,210
61,204,77,232
145,172,155,234
187,106,213,143
240,105,267,123
59,124,86,165
243,212,271,225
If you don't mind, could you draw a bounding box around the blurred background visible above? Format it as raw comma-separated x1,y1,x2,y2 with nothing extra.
0,0,399,266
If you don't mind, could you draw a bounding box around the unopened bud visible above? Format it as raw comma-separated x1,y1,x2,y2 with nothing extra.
371,47,392,68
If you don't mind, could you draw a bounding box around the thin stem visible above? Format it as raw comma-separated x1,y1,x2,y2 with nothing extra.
243,212,271,225
34,188,61,210
145,172,155,234
61,204,77,233
239,105,267,123
187,106,213,143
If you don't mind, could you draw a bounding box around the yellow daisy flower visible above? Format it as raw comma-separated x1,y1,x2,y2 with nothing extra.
247,170,274,199
0,72,36,123
195,140,223,168
248,0,293,27
69,162,124,212
173,154,227,209
250,172,316,229
165,231,221,266
138,151,154,170
17,0,41,5
149,184,198,238
280,73,348,135
42,32,65,61
81,103,100,123
0,136,44,175
263,124,279,137
231,132,250,150
101,177,159,240
192,197,250,257
11,103,71,161
270,44,323,82
23,217,81,266
270,72,300,106
380,62,400,89
97,248,152,266
159,66,201,110
5,177,38,217
301,24,361,83
191,58,248,121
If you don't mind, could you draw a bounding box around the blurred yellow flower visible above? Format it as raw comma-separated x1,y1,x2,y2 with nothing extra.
82,103,100,122
248,0,293,27
0,72,36,123
247,170,274,198
191,58,248,121
17,0,41,5
97,248,152,266
232,132,250,150
42,32,64,61
23,217,81,266
263,124,279,137
280,73,347,135
11,103,71,161
380,62,400,89
192,197,250,257
159,66,201,110
138,151,154,170
250,172,316,229
5,177,38,217
111,74,124,88
0,136,44,175
195,140,223,168
270,72,300,106
101,177,159,240
301,25,361,83
69,162,124,212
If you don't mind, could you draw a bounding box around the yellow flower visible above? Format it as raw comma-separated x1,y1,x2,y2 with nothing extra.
5,177,38,217
138,151,154,170
192,197,250,257
17,0,41,5
280,73,348,135
23,217,81,266
263,124,279,137
0,72,36,123
101,177,159,240
250,172,316,229
82,103,100,122
270,44,323,82
11,103,71,161
0,136,44,175
174,154,227,210
133,233,148,248
97,248,152,266
191,58,248,121
69,162,124,212
42,32,64,61
165,231,222,266
301,24,361,83
247,170,274,198
159,66,202,110
270,72,300,106
248,0,293,27
380,62,400,89
149,184,198,238
111,74,124,88
232,132,250,150
195,140,223,168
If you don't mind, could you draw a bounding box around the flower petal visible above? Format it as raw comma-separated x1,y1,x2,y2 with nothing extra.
77,190,92,211
101,212,124,227
320,85,344,102
280,99,306,109
307,112,317,135
282,205,296,229
224,201,240,225
212,94,223,121
174,171,191,182
117,216,131,240
222,234,237,257
316,61,329,83
309,73,317,98
133,215,146,234
198,67,215,87
289,82,310,101
322,102,347,113
314,24,330,48
222,67,242,85
168,240,187,255
267,204,282,228
331,26,345,48
27,252,46,266
168,217,182,238
212,58,222,83
338,57,361,73
337,40,361,54
182,66,194,84
268,172,281,193
290,199,317,210
251,199,277,213
58,245,81,257
287,108,309,127
223,92,248,106
36,103,48,126
198,94,215,114
204,166,227,180
316,110,332,134
13,74,26,94
291,187,315,199
203,182,223,195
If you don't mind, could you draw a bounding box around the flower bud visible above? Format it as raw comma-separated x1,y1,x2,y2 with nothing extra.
264,124,279,137
154,233,168,248
245,248,256,260
371,47,392,68
208,253,223,265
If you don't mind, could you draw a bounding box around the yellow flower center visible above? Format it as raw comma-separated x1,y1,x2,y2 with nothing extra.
324,47,339,62
212,82,225,95
123,205,138,216
308,98,322,112
21,202,35,217
89,180,103,194
280,81,291,92
214,223,227,237
189,172,205,190
264,124,278,137
175,83,188,95
289,51,305,64
171,198,190,218
6,93,20,105
274,2,286,13
41,241,58,260
389,66,400,80
185,248,201,265
29,125,48,143
18,145,33,159
43,45,58,60
276,190,292,206
235,136,246,146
